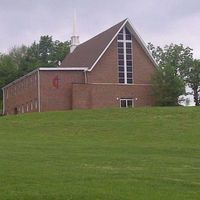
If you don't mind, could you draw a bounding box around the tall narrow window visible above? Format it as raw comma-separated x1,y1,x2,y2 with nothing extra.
117,27,133,84
22,105,24,113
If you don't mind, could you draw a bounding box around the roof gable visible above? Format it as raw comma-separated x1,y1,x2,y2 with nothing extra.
60,19,127,69
60,18,158,70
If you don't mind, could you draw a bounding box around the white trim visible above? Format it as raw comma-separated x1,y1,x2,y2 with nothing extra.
2,67,88,89
118,26,133,84
84,71,88,83
88,19,128,72
88,18,158,72
37,70,41,113
123,27,127,84
85,83,153,86
39,67,88,71
126,19,158,68
2,88,5,115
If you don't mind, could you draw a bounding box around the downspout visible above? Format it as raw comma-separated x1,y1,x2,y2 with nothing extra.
84,70,88,84
37,69,41,112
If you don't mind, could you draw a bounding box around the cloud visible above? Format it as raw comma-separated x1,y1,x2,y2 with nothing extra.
0,0,199,58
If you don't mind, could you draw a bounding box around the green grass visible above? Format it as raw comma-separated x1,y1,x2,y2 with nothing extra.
0,107,199,200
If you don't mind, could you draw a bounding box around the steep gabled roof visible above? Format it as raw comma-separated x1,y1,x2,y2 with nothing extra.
60,18,158,70
60,19,127,69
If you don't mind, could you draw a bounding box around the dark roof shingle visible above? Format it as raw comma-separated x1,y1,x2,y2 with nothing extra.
60,19,127,69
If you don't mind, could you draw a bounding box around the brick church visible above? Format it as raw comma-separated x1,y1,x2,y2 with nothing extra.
2,18,157,115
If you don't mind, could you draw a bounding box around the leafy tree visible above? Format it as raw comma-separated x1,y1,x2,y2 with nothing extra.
51,40,70,65
148,43,193,76
0,36,70,111
186,59,200,106
148,43,193,106
152,64,185,106
18,42,40,76
0,54,18,99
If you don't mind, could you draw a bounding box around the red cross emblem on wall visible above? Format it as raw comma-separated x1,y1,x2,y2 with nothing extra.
52,75,60,89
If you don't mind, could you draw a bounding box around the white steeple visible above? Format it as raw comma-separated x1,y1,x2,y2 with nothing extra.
70,10,80,53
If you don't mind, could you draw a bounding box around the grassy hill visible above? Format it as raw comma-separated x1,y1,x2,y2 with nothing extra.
0,107,199,200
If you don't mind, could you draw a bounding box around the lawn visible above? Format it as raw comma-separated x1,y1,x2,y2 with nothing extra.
0,107,199,200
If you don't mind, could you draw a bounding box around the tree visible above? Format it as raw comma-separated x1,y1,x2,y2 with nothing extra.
186,59,200,106
152,64,185,106
0,35,70,111
0,54,18,100
148,43,193,106
51,40,70,65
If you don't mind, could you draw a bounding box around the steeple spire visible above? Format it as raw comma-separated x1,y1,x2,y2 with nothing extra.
73,9,77,36
70,9,80,53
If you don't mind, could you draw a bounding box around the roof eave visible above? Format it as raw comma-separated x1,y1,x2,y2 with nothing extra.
2,68,39,90
2,67,89,89
126,19,159,69
88,18,158,71
39,67,88,71
88,19,129,72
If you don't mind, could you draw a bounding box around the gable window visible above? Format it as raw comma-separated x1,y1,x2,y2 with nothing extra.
120,98,133,108
117,26,133,84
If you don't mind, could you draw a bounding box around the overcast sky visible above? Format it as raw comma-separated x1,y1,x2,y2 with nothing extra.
0,0,199,58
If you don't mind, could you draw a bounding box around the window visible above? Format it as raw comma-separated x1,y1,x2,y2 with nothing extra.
35,99,38,109
117,26,133,84
35,74,37,83
119,66,124,71
120,98,133,108
118,48,123,54
118,42,123,48
14,86,16,96
6,90,8,99
22,105,24,113
118,54,124,60
30,101,33,110
26,103,29,112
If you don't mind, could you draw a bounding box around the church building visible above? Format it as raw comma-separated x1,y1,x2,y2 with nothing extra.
2,18,157,115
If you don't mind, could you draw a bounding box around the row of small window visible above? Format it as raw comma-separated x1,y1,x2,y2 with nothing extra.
117,42,132,48
118,54,132,60
16,100,38,114
118,34,131,41
118,60,132,66
119,78,133,84
118,48,132,54
118,66,132,72
119,27,131,35
118,28,132,41
119,72,133,78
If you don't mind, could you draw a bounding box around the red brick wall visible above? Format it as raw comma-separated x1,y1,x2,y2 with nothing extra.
4,72,39,115
3,26,157,115
87,39,118,83
133,39,156,84
87,36,156,85
40,70,85,112
72,84,155,109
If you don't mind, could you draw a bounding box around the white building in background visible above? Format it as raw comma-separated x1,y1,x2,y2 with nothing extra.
179,86,195,106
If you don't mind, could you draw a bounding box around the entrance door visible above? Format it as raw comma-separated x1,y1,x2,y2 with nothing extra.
120,98,133,108
14,107,18,115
